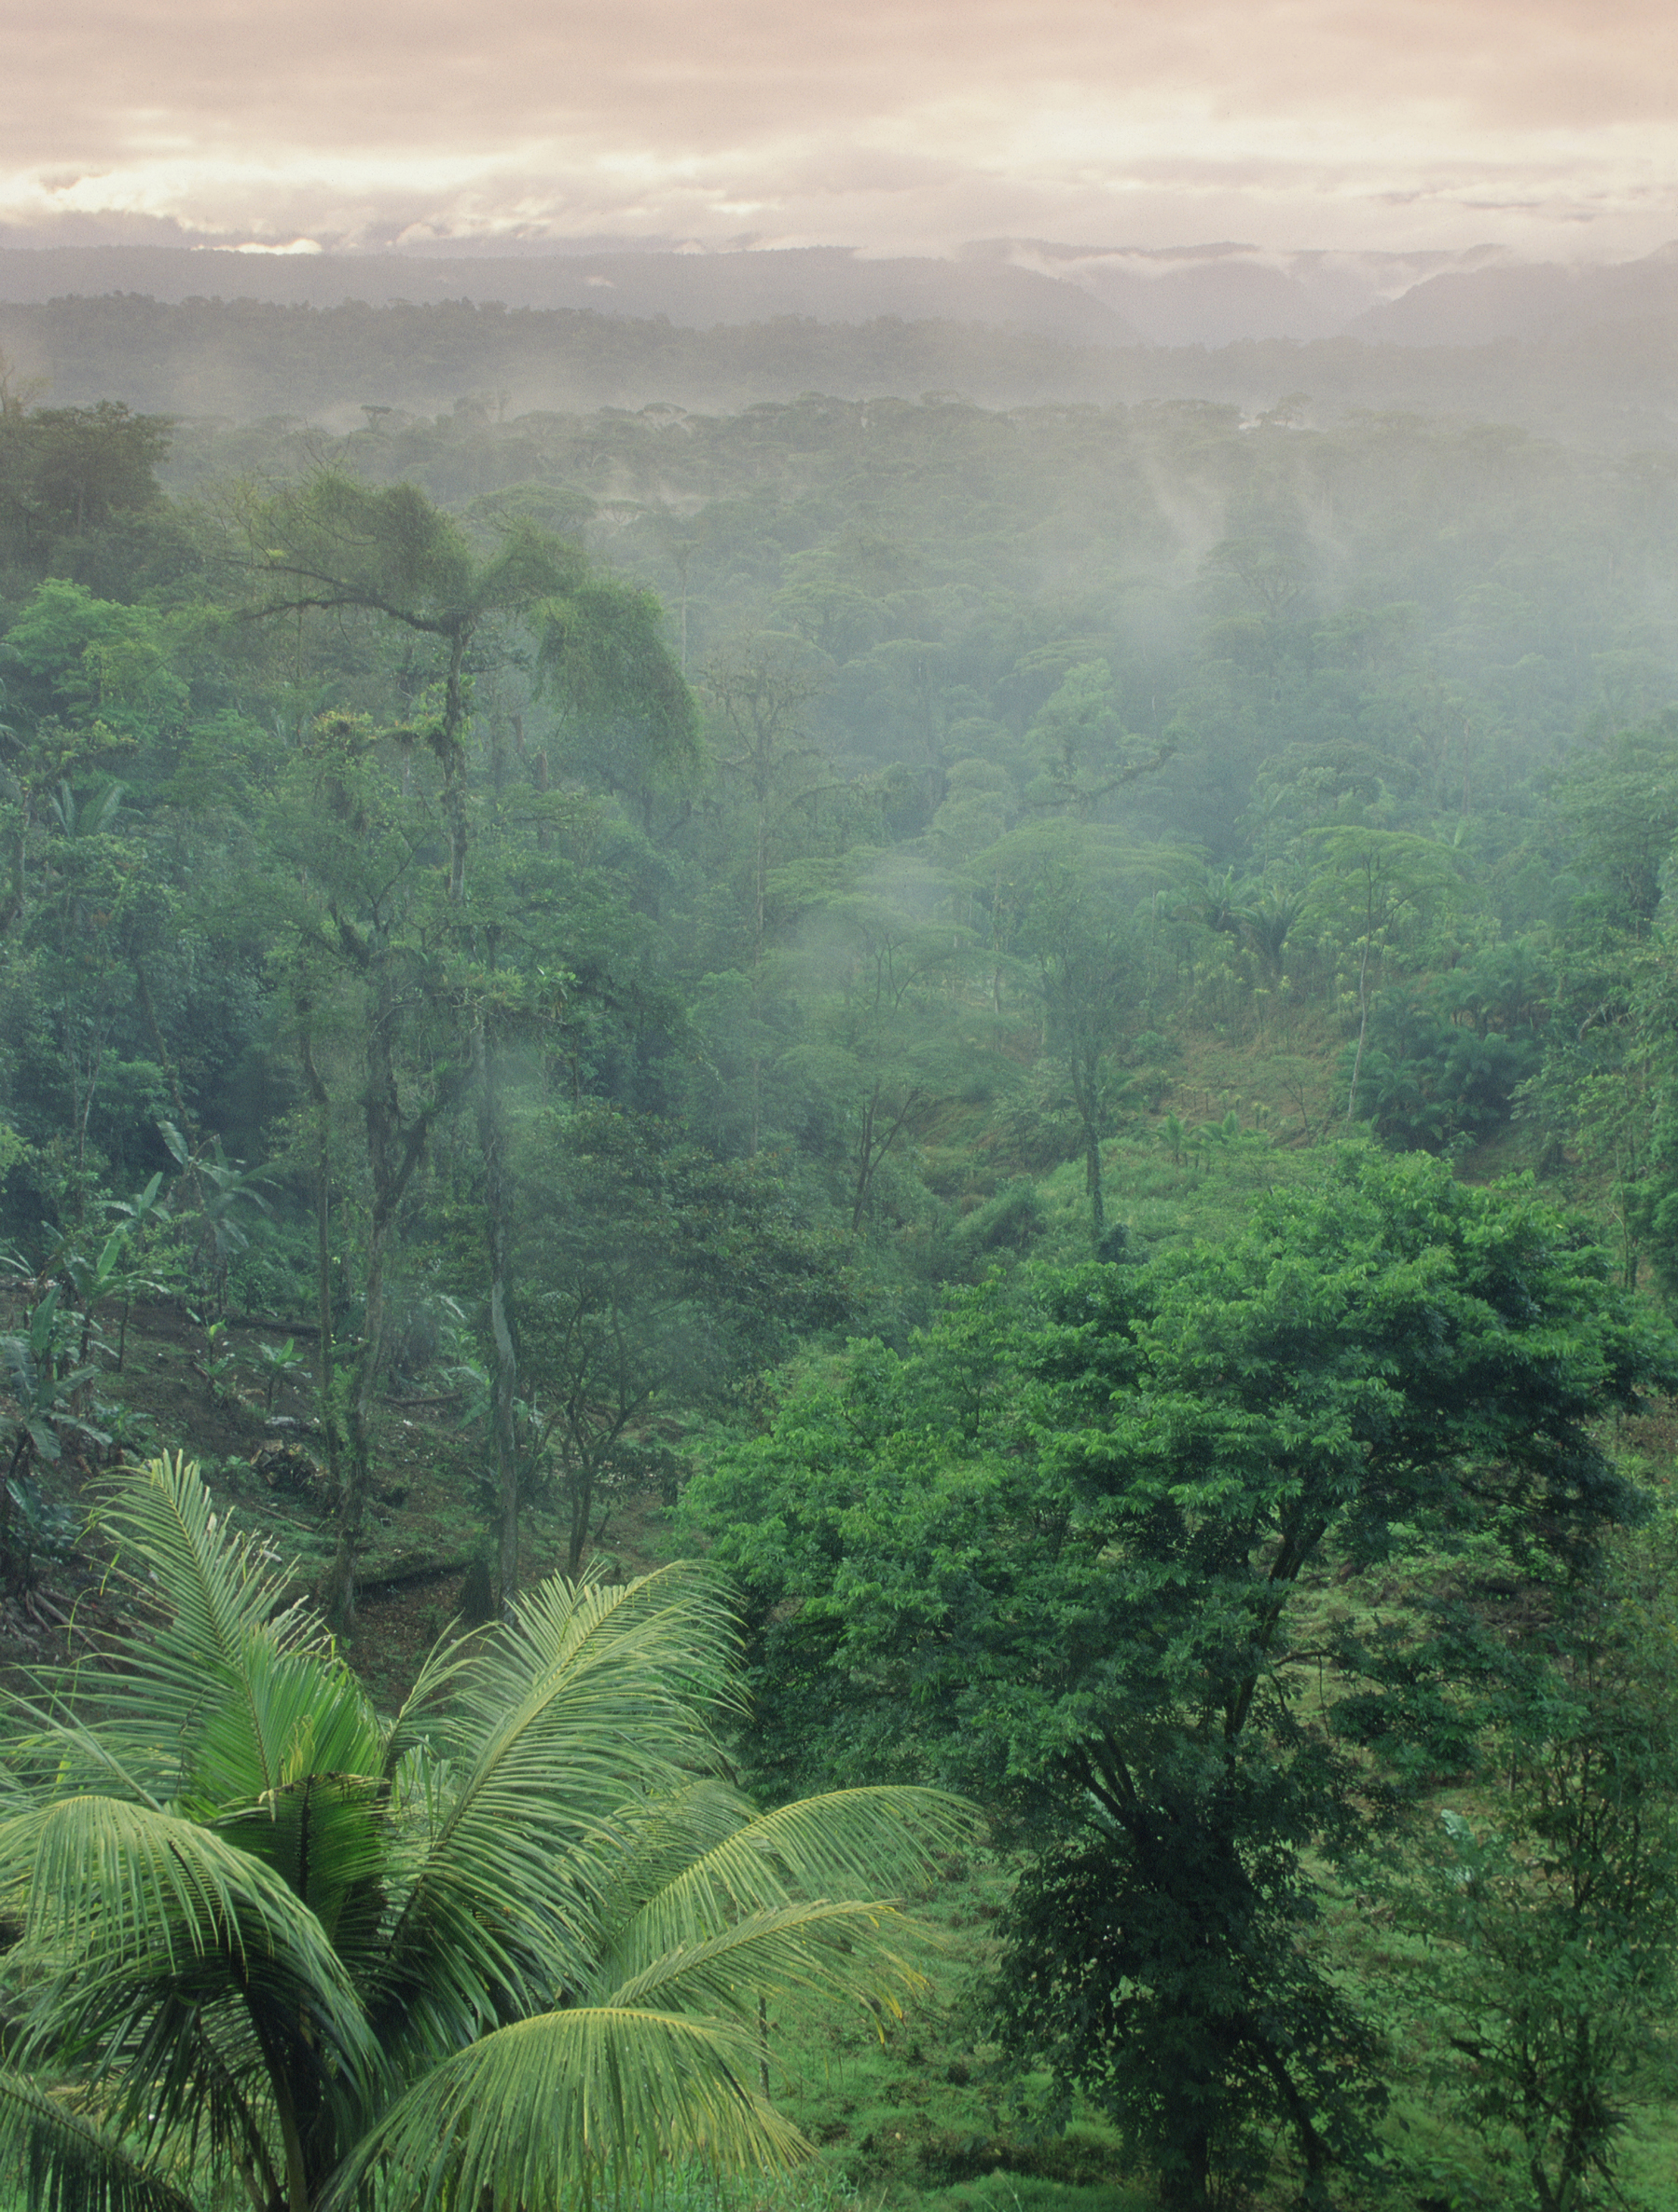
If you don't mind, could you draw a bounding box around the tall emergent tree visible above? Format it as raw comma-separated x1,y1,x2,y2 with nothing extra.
0,1454,973,2212
685,1152,1668,2207
246,474,695,1620
977,824,1185,1247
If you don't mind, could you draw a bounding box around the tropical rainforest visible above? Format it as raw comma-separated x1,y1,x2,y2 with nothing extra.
4,318,1678,2212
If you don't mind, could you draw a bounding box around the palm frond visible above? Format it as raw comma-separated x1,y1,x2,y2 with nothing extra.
327,2006,809,2212
195,1647,382,1818
0,1699,166,1811
378,1627,475,1779
592,1779,763,1937
86,1988,280,2206
103,1451,301,1673
2,1469,979,2212
0,2071,200,2212
594,1899,928,2022
368,1567,736,2051
21,1983,282,2212
82,1456,381,1809
604,1789,979,1983
1,1797,383,2107
453,1564,737,1774
216,1772,390,1957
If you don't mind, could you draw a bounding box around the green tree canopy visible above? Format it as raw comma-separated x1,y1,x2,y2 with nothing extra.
685,1151,1669,2205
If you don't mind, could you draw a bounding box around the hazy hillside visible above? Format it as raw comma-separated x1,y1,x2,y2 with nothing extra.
3,289,1676,448
1350,241,1678,346
8,242,1678,2212
4,239,1677,354
0,244,1138,345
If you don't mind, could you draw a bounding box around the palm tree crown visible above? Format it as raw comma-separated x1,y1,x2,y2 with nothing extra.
0,1454,973,2212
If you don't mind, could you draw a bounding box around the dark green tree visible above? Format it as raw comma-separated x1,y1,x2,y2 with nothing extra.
512,1103,852,1572
686,1152,1668,2205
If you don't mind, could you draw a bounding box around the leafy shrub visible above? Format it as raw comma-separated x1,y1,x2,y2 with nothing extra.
955,1177,1046,1256
1346,990,1540,1153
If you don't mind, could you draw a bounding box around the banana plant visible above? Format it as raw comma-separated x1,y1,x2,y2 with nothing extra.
188,1310,240,1407
45,776,125,841
159,1121,274,1312
254,1334,308,1411
52,1226,166,1372
102,1169,175,1367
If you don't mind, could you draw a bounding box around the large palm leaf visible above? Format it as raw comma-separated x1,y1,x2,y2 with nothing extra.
2,1459,983,2212
595,1898,926,2020
0,1795,385,2114
328,2006,810,2212
364,1566,740,2058
598,1787,973,1988
26,1455,381,1817
0,2072,199,2212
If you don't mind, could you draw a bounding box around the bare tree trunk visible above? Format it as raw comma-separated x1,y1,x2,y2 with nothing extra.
1071,1046,1106,1246
297,999,341,1500
474,1013,521,1614
1344,931,1373,1128
323,1216,386,1630
566,1458,595,1577
323,962,454,1628
850,1085,923,1234
441,628,471,905
0,1427,30,1579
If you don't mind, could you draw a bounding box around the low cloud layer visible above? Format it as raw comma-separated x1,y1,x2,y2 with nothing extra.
6,0,1675,261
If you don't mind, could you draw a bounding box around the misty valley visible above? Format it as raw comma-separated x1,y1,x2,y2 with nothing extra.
4,291,1678,2212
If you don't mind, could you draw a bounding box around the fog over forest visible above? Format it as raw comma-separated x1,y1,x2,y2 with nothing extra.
7,221,1678,2212
4,238,1678,436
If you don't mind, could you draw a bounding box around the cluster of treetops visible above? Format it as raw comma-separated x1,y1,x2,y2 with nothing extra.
3,283,1676,442
6,361,1678,2205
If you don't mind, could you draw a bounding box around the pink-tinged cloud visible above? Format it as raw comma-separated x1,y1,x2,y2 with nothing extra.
4,0,1675,258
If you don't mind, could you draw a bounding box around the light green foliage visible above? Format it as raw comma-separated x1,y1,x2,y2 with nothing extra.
0,1453,975,2212
967,823,1190,1246
1025,661,1164,819
2,582,187,743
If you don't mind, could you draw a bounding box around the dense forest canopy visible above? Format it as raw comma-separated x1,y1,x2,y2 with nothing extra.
5,334,1678,2212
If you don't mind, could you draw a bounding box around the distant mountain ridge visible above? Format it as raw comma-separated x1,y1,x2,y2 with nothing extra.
1348,244,1678,346
0,238,1673,351
969,239,1678,348
0,244,1139,349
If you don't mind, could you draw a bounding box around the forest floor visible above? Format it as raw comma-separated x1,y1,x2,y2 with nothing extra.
0,1296,681,1706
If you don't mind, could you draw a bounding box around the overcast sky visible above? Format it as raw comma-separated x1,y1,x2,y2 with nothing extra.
5,0,1675,263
